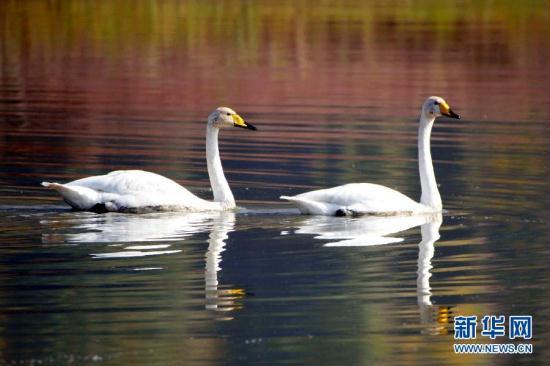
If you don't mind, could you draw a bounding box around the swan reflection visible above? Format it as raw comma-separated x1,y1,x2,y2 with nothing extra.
205,212,246,312
41,211,244,312
290,213,453,334
415,215,453,335
41,211,217,244
293,214,433,247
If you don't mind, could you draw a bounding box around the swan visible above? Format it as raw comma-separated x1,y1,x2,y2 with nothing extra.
280,96,460,216
42,107,256,213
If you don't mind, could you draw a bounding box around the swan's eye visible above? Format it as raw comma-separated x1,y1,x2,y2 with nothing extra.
226,113,231,116
433,101,440,105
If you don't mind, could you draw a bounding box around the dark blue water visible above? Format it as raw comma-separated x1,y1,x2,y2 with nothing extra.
1,1,549,365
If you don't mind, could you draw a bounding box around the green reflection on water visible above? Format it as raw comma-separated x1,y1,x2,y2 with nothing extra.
2,1,549,65
0,1,549,366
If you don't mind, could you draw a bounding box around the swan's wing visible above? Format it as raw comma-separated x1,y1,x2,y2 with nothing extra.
44,170,212,211
69,170,191,195
281,183,424,215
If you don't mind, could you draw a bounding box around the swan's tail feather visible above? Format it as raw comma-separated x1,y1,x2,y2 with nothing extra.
41,181,100,210
279,195,295,201
41,181,68,192
280,195,333,215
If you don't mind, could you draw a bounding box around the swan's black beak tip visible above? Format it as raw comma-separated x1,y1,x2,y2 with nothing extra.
234,122,257,131
444,109,460,119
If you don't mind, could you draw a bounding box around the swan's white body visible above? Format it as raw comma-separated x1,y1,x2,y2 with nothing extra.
42,107,256,213
42,170,221,212
281,96,460,216
281,183,427,216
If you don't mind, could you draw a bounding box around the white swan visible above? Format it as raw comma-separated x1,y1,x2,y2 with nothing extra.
42,107,256,213
280,96,460,216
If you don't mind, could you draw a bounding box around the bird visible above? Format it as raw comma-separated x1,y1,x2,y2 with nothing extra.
280,96,460,216
42,107,257,213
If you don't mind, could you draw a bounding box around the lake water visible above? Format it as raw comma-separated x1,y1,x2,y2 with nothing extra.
1,1,549,365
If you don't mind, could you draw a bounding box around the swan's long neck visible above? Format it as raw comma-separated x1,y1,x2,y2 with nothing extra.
206,126,235,208
418,114,442,210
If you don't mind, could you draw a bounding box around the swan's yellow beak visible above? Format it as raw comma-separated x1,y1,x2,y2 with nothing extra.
439,101,460,119
232,114,257,130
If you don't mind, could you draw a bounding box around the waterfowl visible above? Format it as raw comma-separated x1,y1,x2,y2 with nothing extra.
280,96,459,216
42,107,256,213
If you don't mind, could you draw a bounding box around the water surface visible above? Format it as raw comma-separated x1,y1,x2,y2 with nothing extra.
1,1,549,365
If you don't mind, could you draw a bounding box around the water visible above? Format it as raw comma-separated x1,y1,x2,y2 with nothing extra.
1,1,549,365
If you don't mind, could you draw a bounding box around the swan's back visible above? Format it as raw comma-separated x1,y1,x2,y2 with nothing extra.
69,170,193,196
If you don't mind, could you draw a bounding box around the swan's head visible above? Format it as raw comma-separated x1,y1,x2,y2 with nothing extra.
208,107,257,130
422,96,460,120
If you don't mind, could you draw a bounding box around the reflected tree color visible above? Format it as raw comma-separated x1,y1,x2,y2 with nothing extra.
0,1,549,365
